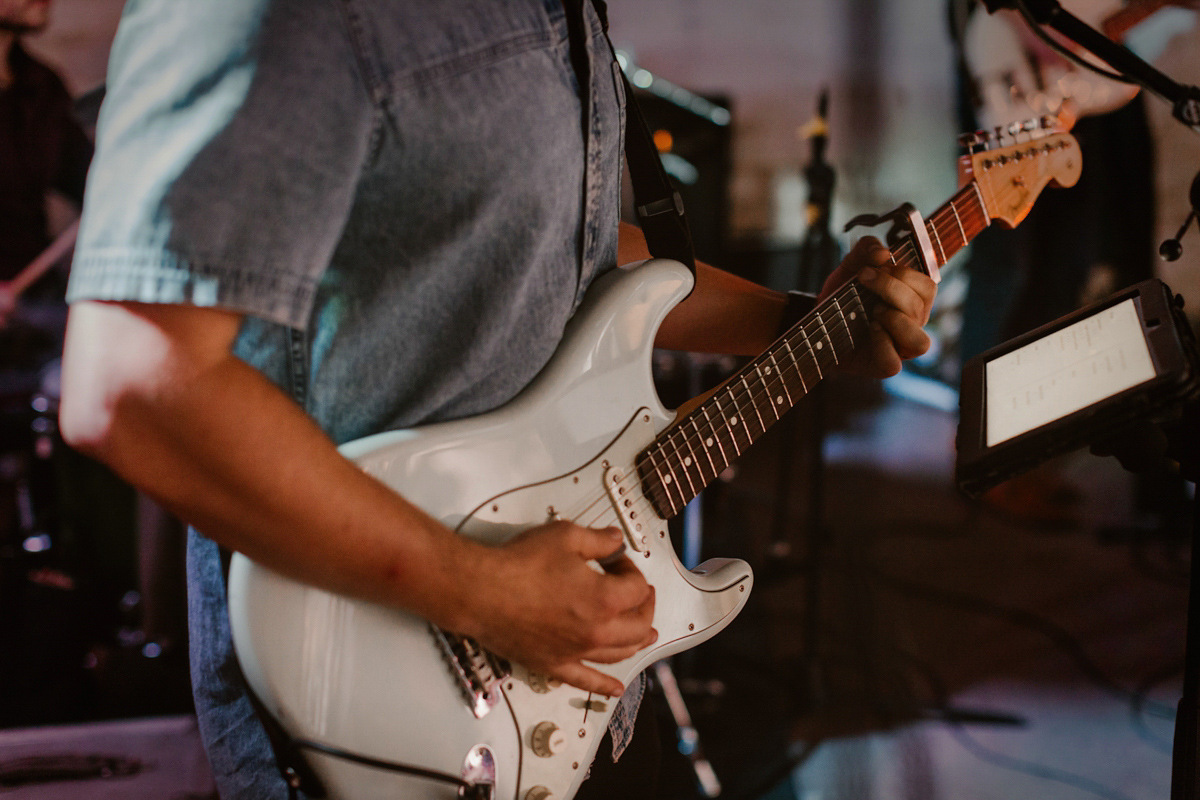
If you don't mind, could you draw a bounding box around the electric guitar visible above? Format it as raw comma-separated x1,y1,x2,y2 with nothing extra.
963,0,1171,131
227,125,1082,800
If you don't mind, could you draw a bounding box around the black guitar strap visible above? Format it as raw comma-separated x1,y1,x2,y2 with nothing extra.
562,0,698,279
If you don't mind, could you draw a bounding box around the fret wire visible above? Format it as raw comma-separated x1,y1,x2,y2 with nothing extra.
735,375,763,436
757,360,786,414
722,387,749,453
741,374,769,430
801,326,823,380
690,417,719,478
767,352,793,407
649,455,681,516
656,449,688,513
829,295,855,350
672,422,708,485
669,420,707,487
753,365,781,422
782,339,808,392
664,429,699,500
940,193,980,245
699,405,728,468
928,219,946,265
709,395,741,458
970,181,990,221
815,313,837,366
950,200,967,247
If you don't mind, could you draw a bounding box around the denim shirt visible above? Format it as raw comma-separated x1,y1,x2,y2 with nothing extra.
67,0,638,796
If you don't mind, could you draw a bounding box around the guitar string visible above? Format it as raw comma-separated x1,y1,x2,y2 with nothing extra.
559,199,992,530
604,195,991,515
567,266,896,528
620,194,990,506
591,194,989,525
573,305,868,529
559,284,871,532
507,198,989,538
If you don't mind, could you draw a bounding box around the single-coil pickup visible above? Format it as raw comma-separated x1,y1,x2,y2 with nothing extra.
604,465,649,552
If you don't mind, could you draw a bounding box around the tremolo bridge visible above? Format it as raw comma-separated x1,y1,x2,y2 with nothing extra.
430,626,511,719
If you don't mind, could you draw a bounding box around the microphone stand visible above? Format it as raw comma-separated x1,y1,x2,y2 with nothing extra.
976,3,1200,795
978,0,1200,132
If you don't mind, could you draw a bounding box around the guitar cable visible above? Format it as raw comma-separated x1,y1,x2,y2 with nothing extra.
293,739,484,796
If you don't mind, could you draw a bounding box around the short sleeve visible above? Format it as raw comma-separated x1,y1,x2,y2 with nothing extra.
67,0,377,328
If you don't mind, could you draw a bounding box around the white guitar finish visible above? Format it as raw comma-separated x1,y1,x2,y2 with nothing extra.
228,258,754,800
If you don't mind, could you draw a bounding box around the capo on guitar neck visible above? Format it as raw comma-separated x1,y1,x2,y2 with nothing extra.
843,202,942,284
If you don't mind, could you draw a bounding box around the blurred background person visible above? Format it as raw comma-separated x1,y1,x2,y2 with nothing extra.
0,0,90,339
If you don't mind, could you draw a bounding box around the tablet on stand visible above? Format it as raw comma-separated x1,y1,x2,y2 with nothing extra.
956,278,1199,498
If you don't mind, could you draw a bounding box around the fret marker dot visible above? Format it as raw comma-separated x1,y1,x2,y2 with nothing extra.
664,474,673,485
776,396,784,404
849,312,856,320
764,367,772,374
705,437,714,447
684,457,693,467
816,341,823,350
729,416,739,425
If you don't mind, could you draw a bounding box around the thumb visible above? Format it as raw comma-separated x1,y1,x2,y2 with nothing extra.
573,526,627,561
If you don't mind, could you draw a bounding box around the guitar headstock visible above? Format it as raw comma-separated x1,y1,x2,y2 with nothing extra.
958,118,1082,230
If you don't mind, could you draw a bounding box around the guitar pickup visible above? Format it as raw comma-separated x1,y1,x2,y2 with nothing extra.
604,465,648,552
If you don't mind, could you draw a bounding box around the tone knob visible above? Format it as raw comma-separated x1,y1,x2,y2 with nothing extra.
525,787,555,800
529,721,567,758
527,674,563,694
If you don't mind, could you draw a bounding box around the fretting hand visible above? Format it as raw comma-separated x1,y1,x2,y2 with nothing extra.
818,236,937,378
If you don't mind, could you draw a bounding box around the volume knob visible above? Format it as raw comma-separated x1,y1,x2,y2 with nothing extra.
525,787,555,800
529,721,567,758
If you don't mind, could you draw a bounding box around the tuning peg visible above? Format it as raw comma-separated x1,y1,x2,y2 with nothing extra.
958,130,997,152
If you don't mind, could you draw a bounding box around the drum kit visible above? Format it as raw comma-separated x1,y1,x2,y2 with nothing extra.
0,226,189,726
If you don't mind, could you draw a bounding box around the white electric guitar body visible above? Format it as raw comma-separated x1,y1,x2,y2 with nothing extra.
230,259,751,800
228,127,1084,800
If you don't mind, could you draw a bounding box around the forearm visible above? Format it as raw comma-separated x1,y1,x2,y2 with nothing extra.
622,220,935,377
59,301,484,635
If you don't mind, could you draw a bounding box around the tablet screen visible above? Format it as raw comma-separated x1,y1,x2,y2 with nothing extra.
985,299,1157,446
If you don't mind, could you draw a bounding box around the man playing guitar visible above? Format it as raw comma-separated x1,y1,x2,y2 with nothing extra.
58,1,935,796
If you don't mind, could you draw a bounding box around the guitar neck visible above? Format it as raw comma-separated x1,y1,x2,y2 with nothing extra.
638,183,990,519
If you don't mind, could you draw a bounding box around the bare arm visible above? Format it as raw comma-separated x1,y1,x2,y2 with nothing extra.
60,300,655,696
626,221,936,374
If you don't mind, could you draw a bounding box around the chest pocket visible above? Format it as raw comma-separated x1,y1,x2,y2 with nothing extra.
336,0,565,103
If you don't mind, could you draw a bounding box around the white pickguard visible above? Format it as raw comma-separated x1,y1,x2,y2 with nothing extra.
227,259,754,800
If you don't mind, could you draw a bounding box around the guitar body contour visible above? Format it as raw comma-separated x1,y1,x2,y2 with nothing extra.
227,258,754,800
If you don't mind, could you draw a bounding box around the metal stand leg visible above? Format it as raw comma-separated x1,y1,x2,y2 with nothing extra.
1170,497,1200,800
654,660,721,798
